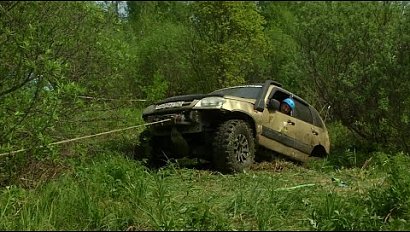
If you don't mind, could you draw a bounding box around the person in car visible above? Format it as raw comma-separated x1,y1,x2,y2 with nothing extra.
280,98,295,116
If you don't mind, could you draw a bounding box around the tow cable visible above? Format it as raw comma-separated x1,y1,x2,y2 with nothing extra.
0,119,172,158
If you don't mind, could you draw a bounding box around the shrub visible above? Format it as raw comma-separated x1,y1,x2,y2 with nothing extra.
367,152,410,226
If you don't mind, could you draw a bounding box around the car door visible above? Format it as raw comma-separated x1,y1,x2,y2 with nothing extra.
259,88,299,156
285,98,317,156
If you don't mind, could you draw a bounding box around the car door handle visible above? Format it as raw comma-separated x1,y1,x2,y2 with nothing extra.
312,130,319,135
287,120,295,126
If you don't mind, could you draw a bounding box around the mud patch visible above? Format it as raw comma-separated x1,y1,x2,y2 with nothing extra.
16,157,72,189
251,160,297,172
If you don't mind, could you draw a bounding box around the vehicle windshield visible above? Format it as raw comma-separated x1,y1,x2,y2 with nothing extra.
210,85,262,99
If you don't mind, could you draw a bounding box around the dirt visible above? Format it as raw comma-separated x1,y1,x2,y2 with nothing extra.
16,156,72,189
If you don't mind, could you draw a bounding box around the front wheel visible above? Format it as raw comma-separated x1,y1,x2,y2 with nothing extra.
212,120,255,173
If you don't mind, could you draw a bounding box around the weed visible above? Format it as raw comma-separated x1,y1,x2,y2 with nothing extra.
367,153,410,226
1,105,409,231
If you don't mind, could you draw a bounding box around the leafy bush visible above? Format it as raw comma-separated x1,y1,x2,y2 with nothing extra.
326,121,373,168
142,72,169,103
367,153,410,226
309,192,382,231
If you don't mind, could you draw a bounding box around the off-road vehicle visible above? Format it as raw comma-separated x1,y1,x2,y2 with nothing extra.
136,80,330,172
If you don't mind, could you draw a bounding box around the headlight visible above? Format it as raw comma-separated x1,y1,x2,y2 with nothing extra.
142,105,155,116
194,97,226,108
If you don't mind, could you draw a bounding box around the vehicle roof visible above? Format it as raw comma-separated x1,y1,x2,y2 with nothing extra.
213,83,309,106
211,84,263,92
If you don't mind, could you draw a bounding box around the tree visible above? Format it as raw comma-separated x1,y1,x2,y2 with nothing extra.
190,1,269,92
292,1,410,152
257,1,303,91
126,1,194,99
0,1,135,154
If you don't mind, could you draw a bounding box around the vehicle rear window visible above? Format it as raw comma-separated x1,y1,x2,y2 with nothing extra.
310,106,325,128
210,86,262,99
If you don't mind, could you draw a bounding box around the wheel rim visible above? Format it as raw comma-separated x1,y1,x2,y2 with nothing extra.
233,134,249,163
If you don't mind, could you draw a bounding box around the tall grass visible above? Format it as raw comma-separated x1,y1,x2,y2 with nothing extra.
2,148,409,230
1,105,410,230
308,152,410,231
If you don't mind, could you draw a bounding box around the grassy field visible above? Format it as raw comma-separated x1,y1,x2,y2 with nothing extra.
1,149,410,230
1,104,409,231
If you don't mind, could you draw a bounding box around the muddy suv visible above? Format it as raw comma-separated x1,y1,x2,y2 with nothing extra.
136,80,330,172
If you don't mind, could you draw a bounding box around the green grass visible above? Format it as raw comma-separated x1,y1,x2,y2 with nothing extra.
1,148,409,230
1,103,410,230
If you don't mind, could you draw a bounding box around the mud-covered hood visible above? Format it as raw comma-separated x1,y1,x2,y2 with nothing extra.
142,93,256,117
143,93,221,117
142,80,282,117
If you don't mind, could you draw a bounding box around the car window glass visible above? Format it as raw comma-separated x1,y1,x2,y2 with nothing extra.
270,90,289,103
269,90,291,114
210,86,262,99
293,99,313,124
310,106,325,128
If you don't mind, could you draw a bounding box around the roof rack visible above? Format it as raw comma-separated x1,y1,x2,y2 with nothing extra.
269,80,282,87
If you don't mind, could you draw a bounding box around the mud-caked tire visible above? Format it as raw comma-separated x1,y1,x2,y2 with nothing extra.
134,129,167,168
212,120,255,173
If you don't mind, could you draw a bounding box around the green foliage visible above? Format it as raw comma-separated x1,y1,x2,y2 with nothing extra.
292,2,410,152
0,1,88,156
325,121,374,168
2,149,410,230
327,121,357,152
2,1,409,158
134,20,194,97
128,1,190,32
142,72,169,103
309,152,410,231
190,1,269,92
310,192,383,231
367,153,410,222
0,1,140,157
257,1,303,90
1,1,410,229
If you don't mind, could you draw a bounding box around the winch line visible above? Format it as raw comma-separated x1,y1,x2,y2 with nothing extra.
78,96,147,102
0,119,171,158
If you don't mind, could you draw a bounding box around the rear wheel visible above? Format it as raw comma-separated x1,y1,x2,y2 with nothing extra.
212,120,255,173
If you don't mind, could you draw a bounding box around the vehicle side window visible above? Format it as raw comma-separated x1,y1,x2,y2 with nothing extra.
310,106,325,128
269,90,292,115
293,99,313,124
269,89,289,103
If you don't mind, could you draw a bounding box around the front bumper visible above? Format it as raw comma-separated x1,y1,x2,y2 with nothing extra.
144,110,203,136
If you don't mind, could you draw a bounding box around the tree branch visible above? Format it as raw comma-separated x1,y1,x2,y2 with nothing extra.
0,69,35,98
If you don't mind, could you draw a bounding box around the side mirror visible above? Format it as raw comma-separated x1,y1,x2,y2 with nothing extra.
267,99,280,111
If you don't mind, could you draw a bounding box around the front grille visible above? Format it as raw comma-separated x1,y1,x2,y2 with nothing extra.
182,101,192,106
148,114,174,122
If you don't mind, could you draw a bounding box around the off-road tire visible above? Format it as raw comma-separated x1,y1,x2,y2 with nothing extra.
212,119,255,173
134,129,167,167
